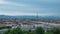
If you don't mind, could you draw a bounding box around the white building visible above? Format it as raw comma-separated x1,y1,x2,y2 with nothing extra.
4,21,60,30
4,22,17,26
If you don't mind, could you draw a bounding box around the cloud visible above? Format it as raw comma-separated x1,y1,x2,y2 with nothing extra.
0,0,6,4
0,0,60,16
0,11,55,16
31,0,60,3
0,0,27,7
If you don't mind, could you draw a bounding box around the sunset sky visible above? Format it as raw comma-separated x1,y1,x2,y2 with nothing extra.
0,0,60,16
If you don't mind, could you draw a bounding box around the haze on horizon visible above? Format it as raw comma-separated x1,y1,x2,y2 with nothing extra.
0,0,60,16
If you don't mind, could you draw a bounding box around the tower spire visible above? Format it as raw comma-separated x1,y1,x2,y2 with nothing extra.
35,12,39,21
36,12,38,19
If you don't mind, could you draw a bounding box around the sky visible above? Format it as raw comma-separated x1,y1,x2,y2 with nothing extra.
0,0,60,16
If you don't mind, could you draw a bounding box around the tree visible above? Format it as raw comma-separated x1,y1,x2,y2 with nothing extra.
35,27,44,34
52,28,60,34
4,29,12,34
4,27,24,34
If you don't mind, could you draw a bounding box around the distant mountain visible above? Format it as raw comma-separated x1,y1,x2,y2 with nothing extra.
43,16,60,19
0,15,60,19
0,15,36,18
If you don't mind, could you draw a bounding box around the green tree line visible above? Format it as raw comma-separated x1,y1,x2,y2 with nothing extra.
3,27,60,34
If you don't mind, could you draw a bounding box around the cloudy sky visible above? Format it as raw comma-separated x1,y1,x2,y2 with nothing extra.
0,0,60,16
